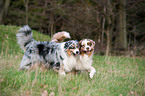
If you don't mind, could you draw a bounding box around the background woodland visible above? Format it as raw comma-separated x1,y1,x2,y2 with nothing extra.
0,0,145,56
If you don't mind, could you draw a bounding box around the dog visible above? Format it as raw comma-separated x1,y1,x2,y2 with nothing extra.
75,39,96,79
16,25,79,75
51,34,96,78
17,29,71,52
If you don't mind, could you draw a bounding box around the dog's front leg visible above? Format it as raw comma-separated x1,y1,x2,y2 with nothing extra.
88,67,96,79
59,64,66,75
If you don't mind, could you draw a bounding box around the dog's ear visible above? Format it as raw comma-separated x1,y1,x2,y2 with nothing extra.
64,41,69,49
79,40,83,46
75,40,79,47
75,40,79,42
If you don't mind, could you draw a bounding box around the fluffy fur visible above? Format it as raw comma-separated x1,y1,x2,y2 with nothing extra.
75,39,96,79
51,33,96,78
51,31,71,43
16,25,79,75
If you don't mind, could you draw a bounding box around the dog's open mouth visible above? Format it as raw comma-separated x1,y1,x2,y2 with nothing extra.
84,50,90,54
82,49,93,54
86,51,90,54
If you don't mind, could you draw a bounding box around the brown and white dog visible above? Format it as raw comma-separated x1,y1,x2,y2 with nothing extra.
51,33,96,78
51,31,79,73
75,39,96,79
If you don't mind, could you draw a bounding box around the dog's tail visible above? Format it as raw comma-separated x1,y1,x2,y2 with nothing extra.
16,25,35,51
51,31,71,43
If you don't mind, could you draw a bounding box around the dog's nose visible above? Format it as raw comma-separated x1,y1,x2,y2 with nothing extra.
76,51,79,54
86,47,90,49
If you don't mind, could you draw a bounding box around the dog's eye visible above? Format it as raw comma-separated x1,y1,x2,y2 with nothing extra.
87,42,92,46
76,45,79,48
69,47,75,49
81,45,85,47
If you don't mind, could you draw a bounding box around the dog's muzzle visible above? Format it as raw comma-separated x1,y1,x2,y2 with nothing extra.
73,49,79,56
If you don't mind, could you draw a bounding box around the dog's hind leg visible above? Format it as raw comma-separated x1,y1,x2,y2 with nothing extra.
19,55,33,70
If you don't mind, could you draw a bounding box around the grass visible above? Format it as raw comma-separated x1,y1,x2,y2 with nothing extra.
0,25,145,96
0,25,51,54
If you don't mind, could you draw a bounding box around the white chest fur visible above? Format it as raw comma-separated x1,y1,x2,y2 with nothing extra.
76,54,93,70
63,55,77,72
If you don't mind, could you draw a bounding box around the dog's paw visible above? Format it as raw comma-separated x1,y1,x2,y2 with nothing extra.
89,70,96,79
59,71,66,76
89,73,94,79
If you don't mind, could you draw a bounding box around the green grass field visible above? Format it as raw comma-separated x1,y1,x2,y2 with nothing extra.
0,26,145,96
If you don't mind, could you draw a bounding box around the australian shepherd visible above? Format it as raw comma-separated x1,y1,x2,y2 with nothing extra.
16,25,79,75
75,39,96,79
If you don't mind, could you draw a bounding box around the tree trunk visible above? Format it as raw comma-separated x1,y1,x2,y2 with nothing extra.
106,29,111,56
101,7,106,46
49,13,54,38
0,0,10,24
105,0,114,56
101,17,105,46
115,0,127,50
23,0,29,25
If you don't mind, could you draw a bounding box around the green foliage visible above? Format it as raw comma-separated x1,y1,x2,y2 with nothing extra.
0,25,51,55
1,0,144,55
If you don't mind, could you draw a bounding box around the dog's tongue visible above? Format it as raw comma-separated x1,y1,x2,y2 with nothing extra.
86,51,90,54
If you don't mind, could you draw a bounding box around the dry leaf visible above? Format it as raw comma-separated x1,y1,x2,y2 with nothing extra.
122,74,126,77
15,55,18,59
72,87,77,90
41,90,48,96
49,91,55,96
44,85,48,88
26,91,29,95
130,91,134,94
10,63,12,66
128,91,138,96
119,94,123,96
1,78,4,82
49,87,53,90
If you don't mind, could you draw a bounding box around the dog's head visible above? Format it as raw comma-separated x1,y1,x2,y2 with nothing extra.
64,40,79,56
79,39,95,56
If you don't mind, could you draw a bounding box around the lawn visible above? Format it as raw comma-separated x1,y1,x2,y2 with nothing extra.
0,26,144,96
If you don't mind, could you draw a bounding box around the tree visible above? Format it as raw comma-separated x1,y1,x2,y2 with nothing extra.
115,0,127,51
0,0,10,24
2,0,145,56
104,0,115,56
23,0,29,24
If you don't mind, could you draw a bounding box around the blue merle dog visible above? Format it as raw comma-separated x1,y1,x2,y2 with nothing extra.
16,25,79,75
